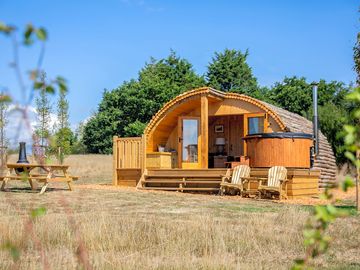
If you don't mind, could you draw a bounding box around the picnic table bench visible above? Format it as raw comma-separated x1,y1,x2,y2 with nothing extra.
0,163,79,194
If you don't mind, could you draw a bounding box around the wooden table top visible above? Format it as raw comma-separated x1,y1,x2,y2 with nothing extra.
6,163,70,169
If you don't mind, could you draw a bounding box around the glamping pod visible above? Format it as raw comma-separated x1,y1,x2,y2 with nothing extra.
113,87,337,197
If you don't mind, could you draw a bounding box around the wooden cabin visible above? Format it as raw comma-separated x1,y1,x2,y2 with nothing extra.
113,87,337,198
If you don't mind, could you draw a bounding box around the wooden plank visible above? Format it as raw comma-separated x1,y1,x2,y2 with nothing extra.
118,180,137,187
200,94,208,168
141,187,219,191
143,180,220,184
288,183,319,189
287,188,319,196
113,136,118,186
147,169,227,177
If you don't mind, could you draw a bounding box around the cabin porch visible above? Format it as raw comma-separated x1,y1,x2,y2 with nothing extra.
114,167,320,199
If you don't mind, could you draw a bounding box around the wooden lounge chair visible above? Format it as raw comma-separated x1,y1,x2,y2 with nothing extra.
219,165,251,195
257,166,288,200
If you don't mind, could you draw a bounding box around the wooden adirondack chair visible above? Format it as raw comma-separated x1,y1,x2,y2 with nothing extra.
257,166,288,200
219,165,251,195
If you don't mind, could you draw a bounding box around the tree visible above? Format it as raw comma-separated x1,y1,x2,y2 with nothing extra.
82,51,205,154
266,76,352,164
34,72,52,158
206,49,259,97
71,121,87,154
349,26,360,211
52,87,72,163
266,77,312,115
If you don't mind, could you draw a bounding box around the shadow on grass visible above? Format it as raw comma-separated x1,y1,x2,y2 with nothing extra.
2,187,70,193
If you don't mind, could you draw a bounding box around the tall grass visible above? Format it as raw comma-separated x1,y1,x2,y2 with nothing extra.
0,155,359,269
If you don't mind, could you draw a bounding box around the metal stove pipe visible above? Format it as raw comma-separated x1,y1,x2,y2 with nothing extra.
311,82,319,158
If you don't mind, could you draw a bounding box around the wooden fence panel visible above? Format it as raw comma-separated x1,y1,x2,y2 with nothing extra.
113,136,144,185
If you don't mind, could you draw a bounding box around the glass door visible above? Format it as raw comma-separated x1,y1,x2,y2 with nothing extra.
178,117,201,169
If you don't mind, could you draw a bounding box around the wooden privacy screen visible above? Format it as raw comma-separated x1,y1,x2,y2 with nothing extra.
113,136,145,185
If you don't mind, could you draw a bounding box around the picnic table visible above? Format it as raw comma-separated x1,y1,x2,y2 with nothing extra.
0,163,78,194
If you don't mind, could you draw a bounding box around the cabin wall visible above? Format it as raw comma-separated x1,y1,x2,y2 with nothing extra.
208,115,244,156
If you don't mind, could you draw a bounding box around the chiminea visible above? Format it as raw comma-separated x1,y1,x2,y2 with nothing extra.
17,142,29,164
15,142,29,174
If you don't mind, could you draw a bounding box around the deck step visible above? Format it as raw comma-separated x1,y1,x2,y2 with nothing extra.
145,175,221,179
143,180,221,184
144,180,220,184
141,169,224,192
140,187,219,191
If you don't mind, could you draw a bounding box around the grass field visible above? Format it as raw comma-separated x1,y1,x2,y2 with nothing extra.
0,155,359,269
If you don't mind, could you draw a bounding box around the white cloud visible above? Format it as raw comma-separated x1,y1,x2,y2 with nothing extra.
5,105,57,150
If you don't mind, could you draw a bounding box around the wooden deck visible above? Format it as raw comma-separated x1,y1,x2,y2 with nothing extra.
115,168,321,198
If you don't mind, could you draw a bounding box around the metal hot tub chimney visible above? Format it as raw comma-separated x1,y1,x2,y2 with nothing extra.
311,82,319,163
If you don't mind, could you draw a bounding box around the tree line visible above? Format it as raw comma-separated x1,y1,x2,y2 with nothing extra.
81,49,354,165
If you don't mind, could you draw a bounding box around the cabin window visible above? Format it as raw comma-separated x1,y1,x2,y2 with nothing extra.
182,119,198,162
248,116,264,135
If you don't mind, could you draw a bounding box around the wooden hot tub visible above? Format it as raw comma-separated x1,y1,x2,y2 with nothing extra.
244,132,313,168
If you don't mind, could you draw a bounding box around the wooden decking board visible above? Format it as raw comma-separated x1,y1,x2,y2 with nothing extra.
143,180,221,184
145,175,221,179
140,187,219,191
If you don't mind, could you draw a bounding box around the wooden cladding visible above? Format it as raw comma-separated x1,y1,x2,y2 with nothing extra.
245,137,312,168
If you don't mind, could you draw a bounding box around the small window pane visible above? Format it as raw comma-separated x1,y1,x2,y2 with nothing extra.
248,117,264,135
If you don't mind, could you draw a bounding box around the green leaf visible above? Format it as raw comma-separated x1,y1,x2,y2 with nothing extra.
342,176,355,192
56,76,68,93
315,205,333,223
326,205,338,216
30,207,47,218
0,22,14,34
45,85,55,94
33,81,44,89
345,151,355,162
58,82,67,93
36,27,47,41
23,24,34,45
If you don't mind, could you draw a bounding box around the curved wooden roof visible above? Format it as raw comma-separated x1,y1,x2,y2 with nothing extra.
144,87,286,136
144,87,336,186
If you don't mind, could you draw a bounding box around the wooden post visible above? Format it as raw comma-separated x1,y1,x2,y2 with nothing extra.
112,136,118,186
201,94,209,168
142,134,147,174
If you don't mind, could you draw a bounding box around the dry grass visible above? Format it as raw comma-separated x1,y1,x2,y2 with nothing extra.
0,155,359,269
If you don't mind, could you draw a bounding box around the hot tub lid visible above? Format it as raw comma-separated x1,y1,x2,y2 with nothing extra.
243,132,313,140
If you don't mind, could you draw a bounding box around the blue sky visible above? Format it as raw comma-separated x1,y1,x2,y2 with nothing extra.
0,0,358,127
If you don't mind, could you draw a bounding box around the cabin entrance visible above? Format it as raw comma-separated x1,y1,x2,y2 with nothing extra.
208,113,266,168
178,116,201,169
